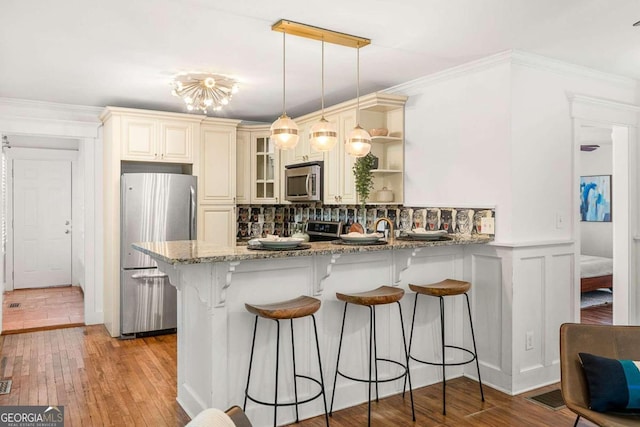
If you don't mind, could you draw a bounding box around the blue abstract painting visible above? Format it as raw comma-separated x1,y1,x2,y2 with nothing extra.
580,175,611,222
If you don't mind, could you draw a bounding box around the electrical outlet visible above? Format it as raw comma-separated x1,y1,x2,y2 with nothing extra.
480,217,495,234
525,331,534,351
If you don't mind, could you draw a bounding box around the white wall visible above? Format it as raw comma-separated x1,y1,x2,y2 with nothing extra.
388,50,638,394
399,59,512,237
509,59,634,242
579,142,613,257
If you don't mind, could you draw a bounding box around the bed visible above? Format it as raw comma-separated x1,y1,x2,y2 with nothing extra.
580,255,613,293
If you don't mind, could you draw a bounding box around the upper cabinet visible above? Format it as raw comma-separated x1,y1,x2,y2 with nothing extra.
282,120,324,166
199,120,238,204
120,114,197,163
250,130,281,204
323,111,357,204
236,130,251,205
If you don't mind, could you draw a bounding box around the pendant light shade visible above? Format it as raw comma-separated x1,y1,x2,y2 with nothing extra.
271,114,299,150
345,46,371,157
310,40,337,152
345,125,371,157
271,32,299,150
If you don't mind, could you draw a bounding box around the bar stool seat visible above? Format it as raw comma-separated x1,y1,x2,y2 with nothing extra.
409,279,470,297
331,285,415,426
406,278,484,415
245,296,321,319
243,296,329,427
336,285,404,306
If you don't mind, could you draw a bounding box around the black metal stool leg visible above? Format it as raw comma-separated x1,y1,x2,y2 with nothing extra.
372,306,379,402
368,306,373,427
465,293,484,402
396,301,416,421
311,314,330,427
290,319,300,422
439,296,446,415
244,315,259,411
273,319,280,427
403,292,420,394
330,302,348,415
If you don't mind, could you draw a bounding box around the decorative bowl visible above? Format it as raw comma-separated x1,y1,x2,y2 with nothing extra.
369,128,389,137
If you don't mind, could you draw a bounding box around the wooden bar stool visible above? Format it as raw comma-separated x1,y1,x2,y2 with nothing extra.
329,286,415,427
406,279,484,415
243,296,329,427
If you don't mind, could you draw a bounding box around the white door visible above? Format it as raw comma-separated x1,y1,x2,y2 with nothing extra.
13,159,72,288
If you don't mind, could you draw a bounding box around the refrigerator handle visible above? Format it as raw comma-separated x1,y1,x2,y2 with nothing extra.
189,185,197,240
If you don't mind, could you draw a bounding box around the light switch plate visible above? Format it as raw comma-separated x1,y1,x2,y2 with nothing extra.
481,217,495,235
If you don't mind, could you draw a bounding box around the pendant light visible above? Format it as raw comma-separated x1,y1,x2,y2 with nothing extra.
345,46,371,157
309,40,337,152
271,32,299,150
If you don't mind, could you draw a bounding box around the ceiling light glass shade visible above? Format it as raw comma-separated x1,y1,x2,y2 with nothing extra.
171,73,239,114
270,114,300,150
345,125,372,157
309,118,337,152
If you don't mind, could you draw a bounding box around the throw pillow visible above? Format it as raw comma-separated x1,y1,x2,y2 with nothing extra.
579,352,640,412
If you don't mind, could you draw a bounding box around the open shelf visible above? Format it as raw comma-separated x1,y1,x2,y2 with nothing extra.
372,169,402,174
370,136,402,143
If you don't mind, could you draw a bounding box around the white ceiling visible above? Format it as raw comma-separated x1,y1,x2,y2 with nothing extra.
2,0,640,122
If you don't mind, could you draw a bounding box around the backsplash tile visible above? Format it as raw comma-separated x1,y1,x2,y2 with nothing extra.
237,204,495,241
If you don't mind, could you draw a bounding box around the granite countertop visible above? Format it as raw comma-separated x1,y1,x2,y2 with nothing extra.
133,235,493,265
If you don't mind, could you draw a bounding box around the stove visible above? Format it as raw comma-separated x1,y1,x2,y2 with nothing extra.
306,220,343,242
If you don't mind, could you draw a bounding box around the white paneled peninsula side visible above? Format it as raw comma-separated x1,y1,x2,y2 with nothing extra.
133,236,492,426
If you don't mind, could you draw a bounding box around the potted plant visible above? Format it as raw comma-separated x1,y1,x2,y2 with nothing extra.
353,152,377,215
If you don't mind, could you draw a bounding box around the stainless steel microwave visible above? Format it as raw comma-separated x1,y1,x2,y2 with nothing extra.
284,161,323,202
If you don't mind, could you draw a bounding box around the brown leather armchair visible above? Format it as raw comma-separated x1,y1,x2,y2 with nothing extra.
560,323,640,426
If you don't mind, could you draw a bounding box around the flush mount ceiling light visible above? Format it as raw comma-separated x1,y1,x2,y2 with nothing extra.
309,40,337,152
271,19,370,152
171,73,239,114
345,46,372,158
270,31,299,150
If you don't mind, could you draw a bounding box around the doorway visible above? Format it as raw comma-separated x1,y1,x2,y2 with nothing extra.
3,135,85,332
578,125,613,325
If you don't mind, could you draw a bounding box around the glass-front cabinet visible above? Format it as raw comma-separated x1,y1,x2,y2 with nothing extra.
250,131,280,204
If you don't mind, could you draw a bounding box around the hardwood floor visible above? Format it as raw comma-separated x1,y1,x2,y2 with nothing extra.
580,303,612,325
3,286,84,334
0,325,598,427
0,326,189,426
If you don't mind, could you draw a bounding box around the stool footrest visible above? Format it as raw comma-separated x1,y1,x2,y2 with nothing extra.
337,358,408,384
246,375,324,407
409,345,477,367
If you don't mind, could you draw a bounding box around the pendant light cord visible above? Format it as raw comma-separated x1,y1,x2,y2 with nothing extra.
282,32,286,115
356,46,361,125
321,40,325,116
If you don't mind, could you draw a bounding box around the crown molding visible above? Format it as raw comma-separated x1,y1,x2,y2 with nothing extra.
0,97,102,121
386,50,513,95
510,50,636,87
386,50,636,96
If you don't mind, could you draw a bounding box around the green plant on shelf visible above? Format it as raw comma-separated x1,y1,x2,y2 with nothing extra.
353,152,376,212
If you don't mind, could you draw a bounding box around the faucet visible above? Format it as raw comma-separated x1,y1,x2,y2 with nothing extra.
373,217,395,241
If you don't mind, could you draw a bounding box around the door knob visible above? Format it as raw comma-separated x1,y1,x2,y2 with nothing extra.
65,220,70,225
65,230,70,234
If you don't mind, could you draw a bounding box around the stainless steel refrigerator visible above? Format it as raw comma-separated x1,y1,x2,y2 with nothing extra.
120,173,197,337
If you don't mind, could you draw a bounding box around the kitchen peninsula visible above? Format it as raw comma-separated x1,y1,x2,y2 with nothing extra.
133,235,492,426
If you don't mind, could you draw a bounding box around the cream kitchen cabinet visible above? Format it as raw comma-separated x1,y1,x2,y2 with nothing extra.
282,120,324,166
359,98,405,205
120,115,197,163
323,111,357,204
250,130,281,204
199,122,237,204
197,204,236,247
235,130,251,204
